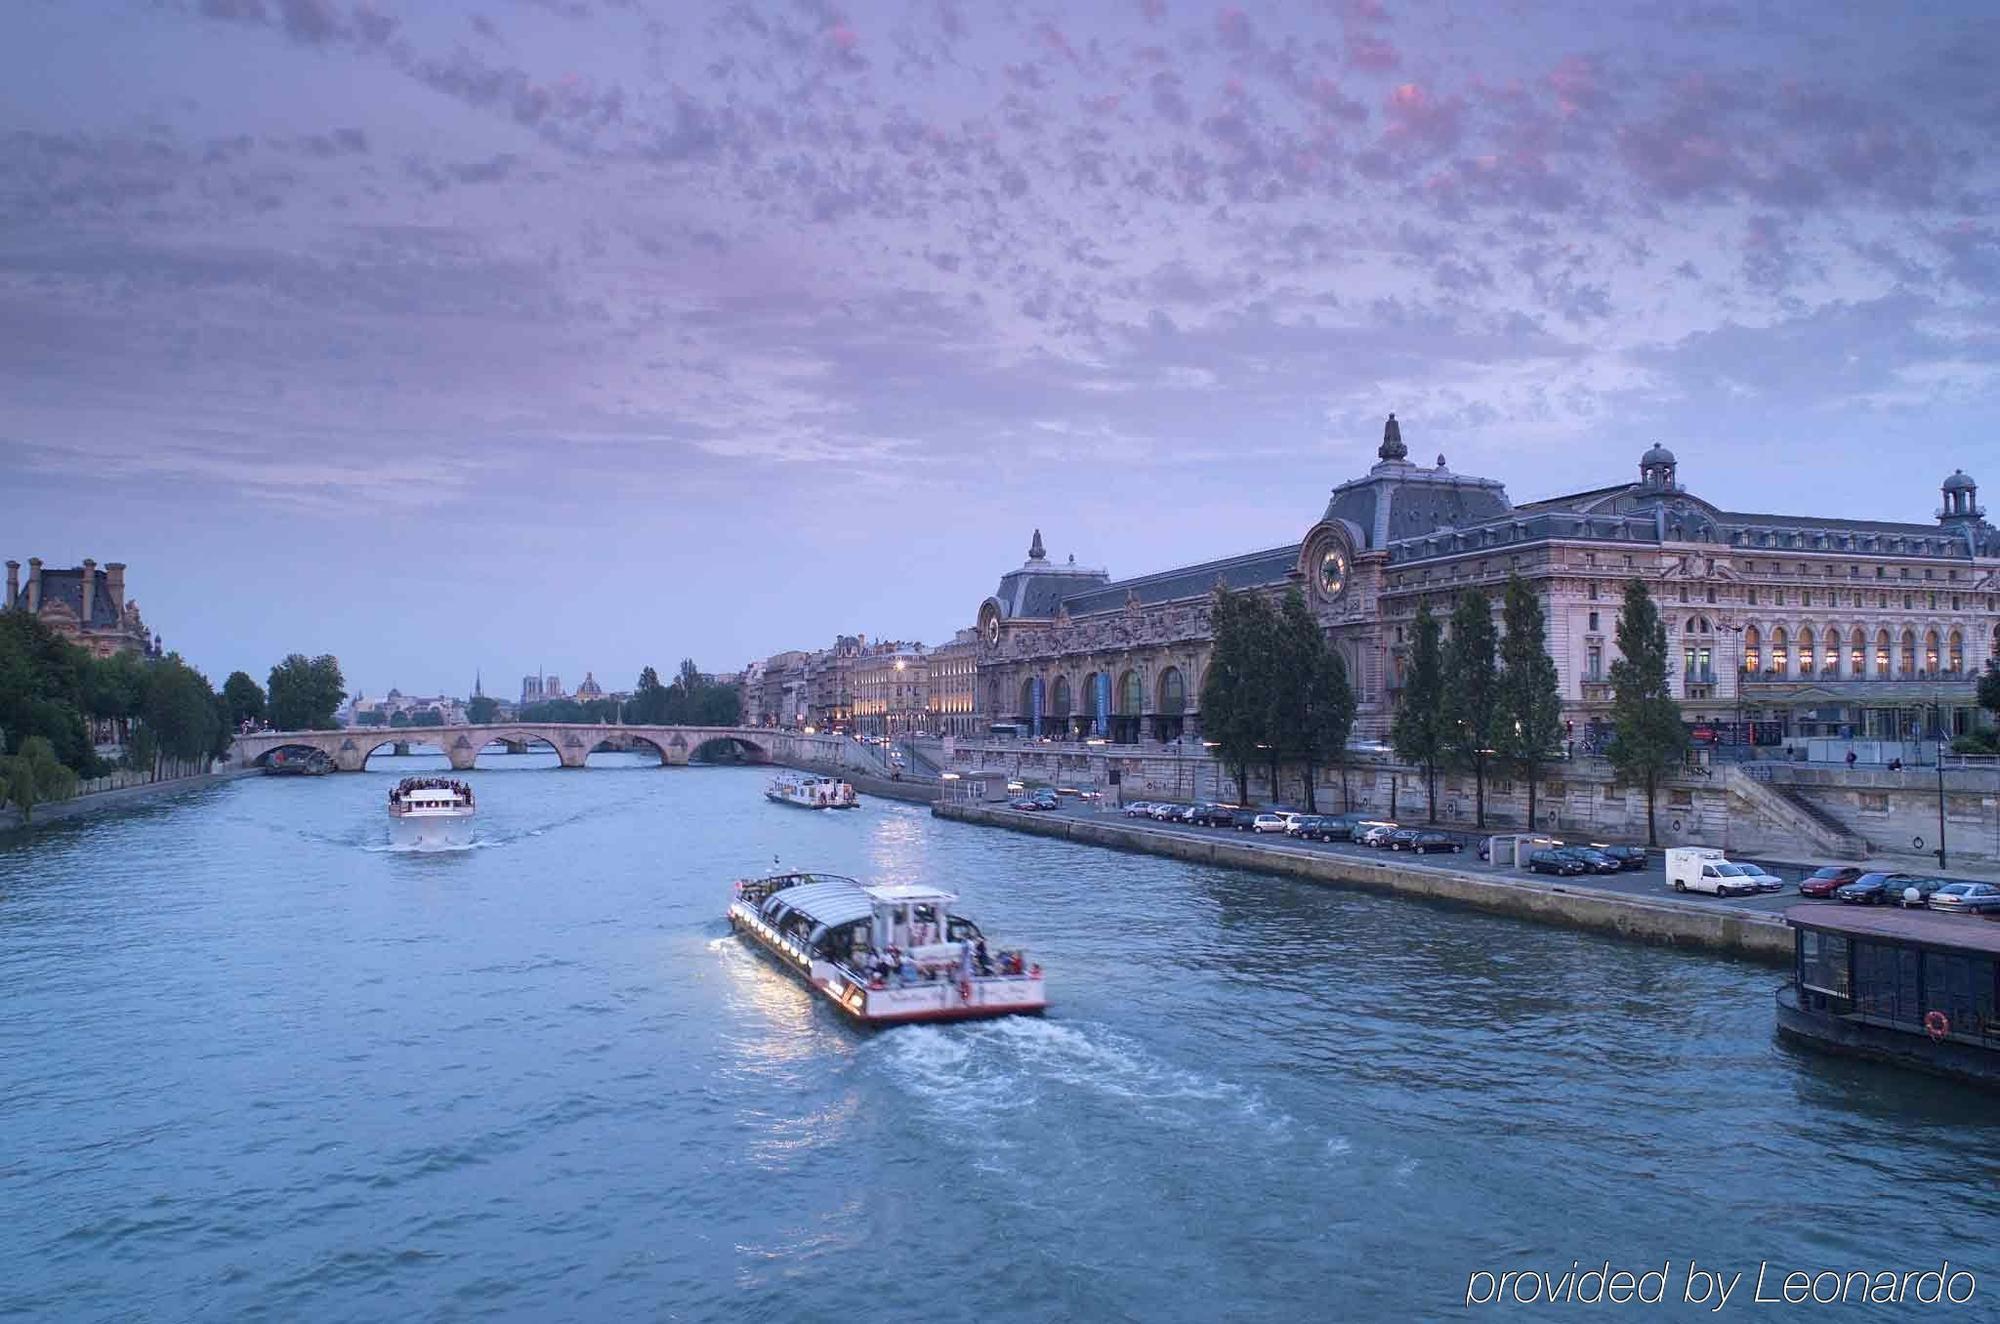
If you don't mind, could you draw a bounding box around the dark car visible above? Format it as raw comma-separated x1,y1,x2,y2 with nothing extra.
1594,845,1648,871
1285,815,1331,840
1229,809,1261,831
1188,803,1235,827
1798,866,1864,898
1557,847,1622,874
1527,848,1587,876
1407,831,1462,855
1010,798,1048,812
1386,827,1426,851
1891,877,1948,909
1833,872,1915,906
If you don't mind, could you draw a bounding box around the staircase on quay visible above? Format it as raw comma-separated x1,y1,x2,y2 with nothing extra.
1727,764,1871,860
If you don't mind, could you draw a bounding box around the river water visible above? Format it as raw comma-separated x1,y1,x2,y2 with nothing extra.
2,753,1992,1321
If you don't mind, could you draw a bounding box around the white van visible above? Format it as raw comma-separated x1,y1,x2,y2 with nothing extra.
1665,846,1757,897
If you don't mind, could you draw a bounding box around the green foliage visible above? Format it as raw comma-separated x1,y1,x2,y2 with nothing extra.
221,670,266,728
1201,586,1276,804
1198,586,1354,809
355,709,387,726
1979,659,2000,719
1493,575,1565,831
0,608,98,772
140,654,222,764
266,653,345,730
1607,579,1688,846
1271,588,1356,812
618,662,741,726
1390,602,1446,820
389,709,411,728
84,649,148,722
466,694,499,724
1,734,79,824
1441,590,1500,827
409,708,444,727
123,723,158,774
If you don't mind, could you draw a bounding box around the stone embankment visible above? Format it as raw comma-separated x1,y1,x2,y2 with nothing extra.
0,764,262,833
934,801,1793,965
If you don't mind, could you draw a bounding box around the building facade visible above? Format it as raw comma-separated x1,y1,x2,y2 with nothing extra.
972,420,2000,748
927,630,980,738
5,557,157,658
851,645,928,738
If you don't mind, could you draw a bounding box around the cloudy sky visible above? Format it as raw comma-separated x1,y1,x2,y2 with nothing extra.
4,0,1995,700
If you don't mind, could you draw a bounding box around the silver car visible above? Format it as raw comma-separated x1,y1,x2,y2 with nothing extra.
1927,882,2000,914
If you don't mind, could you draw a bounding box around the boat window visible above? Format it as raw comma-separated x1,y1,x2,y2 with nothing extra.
947,918,983,942
912,905,937,927
1921,951,1996,1034
1852,940,1922,1025
1798,931,1850,999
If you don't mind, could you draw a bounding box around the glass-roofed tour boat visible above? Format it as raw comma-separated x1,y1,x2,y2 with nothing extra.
728,868,1046,1024
765,771,859,810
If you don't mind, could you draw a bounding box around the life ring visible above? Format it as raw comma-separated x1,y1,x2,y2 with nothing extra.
1924,1010,1950,1041
869,975,885,991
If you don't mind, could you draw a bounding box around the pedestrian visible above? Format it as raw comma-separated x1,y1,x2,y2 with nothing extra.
1845,749,1857,769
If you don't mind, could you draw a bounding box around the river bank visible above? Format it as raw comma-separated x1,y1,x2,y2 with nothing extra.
0,763,261,833
933,800,1794,965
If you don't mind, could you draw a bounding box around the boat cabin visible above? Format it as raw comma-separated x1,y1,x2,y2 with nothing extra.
1780,903,1999,1083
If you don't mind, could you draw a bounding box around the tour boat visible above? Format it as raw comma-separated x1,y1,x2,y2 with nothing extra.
388,776,476,850
728,869,1046,1024
765,771,859,810
262,748,332,776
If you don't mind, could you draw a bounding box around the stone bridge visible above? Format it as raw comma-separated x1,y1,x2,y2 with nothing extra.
231,724,885,773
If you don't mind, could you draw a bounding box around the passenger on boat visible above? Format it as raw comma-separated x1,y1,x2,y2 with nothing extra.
974,938,992,976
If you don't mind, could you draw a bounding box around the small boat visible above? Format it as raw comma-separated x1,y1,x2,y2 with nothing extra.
263,748,332,776
388,776,476,850
765,771,859,810
728,869,1046,1024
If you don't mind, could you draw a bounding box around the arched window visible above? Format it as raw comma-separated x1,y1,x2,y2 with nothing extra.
1117,670,1142,715
1924,629,1940,675
987,679,1002,716
1156,667,1185,715
1771,626,1789,677
1743,625,1761,674
1798,628,1815,675
1051,676,1072,719
1948,630,1964,674
1848,628,1863,677
1875,629,1891,676
1900,629,1916,677
1019,677,1038,720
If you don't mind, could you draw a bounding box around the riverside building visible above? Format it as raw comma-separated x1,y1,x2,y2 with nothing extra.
4,557,158,658
971,418,2000,748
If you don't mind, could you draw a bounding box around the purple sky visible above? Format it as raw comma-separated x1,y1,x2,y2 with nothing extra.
4,1,1996,701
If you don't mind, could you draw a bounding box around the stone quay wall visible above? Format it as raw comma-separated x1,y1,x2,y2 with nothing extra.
934,800,1794,966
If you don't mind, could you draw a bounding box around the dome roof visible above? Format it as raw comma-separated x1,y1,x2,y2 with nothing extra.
1943,469,1976,491
1641,443,1676,467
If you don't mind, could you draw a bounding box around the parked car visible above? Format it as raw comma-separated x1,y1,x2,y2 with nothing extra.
1528,848,1588,876
1285,815,1329,839
1317,814,1369,841
1011,798,1049,812
1593,845,1649,871
1733,862,1787,893
1355,822,1401,847
1556,847,1622,875
1798,866,1864,898
1407,831,1462,855
1229,809,1262,831
1122,801,1156,818
1927,882,2000,915
1248,813,1288,833
1187,803,1235,827
1892,876,1948,908
1833,872,1916,906
1148,803,1187,821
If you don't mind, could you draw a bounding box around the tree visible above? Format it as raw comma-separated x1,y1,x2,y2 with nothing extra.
140,655,222,769
1390,602,1447,821
410,708,444,727
0,609,99,773
266,654,345,730
1979,658,2000,722
1607,578,1688,846
355,709,387,726
83,650,148,726
1441,591,1500,828
1,735,79,824
625,666,669,725
1493,575,1565,832
221,671,266,729
1271,588,1355,812
1202,586,1273,804
466,693,499,724
389,709,411,728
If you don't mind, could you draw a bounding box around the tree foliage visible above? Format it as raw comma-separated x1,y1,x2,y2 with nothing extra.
0,734,78,824
1390,602,1446,821
1979,658,2000,720
1272,588,1356,812
0,609,99,772
1200,586,1354,808
1441,591,1500,827
1607,579,1687,846
1201,586,1274,805
466,694,500,725
266,654,345,730
221,671,266,728
1493,575,1565,832
139,655,222,765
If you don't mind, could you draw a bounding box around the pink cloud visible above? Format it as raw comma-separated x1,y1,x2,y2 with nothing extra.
1346,34,1399,72
1546,54,1606,116
1382,82,1463,153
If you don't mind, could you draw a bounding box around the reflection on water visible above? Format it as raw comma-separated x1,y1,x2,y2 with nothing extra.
0,758,1990,1322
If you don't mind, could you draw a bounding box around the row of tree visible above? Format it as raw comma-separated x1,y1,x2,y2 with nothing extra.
1201,586,1356,811
1391,577,1689,843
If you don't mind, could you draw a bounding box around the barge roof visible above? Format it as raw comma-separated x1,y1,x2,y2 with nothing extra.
1783,904,2000,956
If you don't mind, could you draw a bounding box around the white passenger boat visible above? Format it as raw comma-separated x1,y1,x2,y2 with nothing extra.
388,776,476,850
765,771,858,810
728,870,1046,1024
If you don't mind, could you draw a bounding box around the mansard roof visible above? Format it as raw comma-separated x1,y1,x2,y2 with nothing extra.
1057,543,1301,617
16,567,124,629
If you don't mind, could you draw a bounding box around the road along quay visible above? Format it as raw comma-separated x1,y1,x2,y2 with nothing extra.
933,800,1795,965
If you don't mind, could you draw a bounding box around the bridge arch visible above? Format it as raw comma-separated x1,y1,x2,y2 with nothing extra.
250,742,337,770
690,733,771,764
465,730,570,770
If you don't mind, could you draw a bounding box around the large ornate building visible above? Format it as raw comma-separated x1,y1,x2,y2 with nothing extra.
972,419,2000,748
4,557,158,657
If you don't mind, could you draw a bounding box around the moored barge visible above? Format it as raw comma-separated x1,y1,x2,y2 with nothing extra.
727,870,1046,1024
1777,903,1999,1087
765,772,859,809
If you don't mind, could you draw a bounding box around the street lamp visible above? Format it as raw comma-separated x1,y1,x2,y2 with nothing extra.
1928,700,1948,869
1717,621,1746,753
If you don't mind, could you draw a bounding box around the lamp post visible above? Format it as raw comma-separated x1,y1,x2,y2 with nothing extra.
1717,622,1746,753
1929,700,1948,869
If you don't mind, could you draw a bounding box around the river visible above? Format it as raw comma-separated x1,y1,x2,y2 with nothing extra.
2,752,1991,1320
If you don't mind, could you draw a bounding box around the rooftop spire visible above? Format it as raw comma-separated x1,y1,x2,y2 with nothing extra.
1378,412,1407,462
